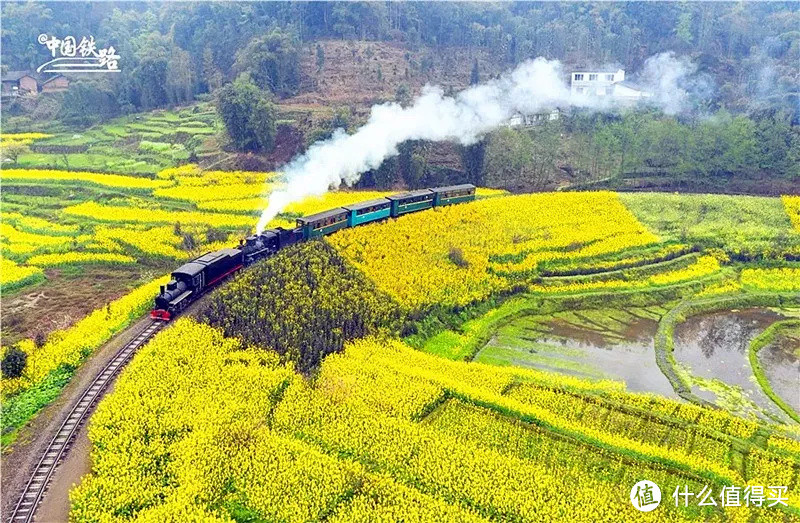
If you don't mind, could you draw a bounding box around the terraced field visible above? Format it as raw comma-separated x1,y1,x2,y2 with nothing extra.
1,155,799,520
3,104,220,175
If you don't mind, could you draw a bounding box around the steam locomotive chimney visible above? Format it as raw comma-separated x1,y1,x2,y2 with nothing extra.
160,285,165,294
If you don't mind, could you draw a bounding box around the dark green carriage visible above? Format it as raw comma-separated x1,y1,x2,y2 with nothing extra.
431,184,476,206
297,208,349,239
387,190,435,218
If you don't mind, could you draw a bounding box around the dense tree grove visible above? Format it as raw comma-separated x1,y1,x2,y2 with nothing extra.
200,241,401,372
216,74,277,152
1,2,798,188
2,2,797,113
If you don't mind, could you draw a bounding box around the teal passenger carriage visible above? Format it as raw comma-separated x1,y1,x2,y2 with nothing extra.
343,198,392,227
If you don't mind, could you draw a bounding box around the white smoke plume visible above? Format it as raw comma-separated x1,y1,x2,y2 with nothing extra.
639,52,697,115
256,54,694,232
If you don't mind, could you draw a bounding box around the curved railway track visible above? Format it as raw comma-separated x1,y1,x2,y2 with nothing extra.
8,319,166,523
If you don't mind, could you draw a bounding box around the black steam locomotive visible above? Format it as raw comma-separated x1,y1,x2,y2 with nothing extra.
151,184,475,320
151,227,302,320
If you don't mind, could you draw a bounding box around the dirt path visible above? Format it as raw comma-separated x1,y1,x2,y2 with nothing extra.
0,315,154,521
33,420,92,522
2,294,215,522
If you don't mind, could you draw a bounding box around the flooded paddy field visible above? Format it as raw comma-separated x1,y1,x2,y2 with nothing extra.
476,303,799,424
754,321,800,414
674,308,797,423
475,306,678,397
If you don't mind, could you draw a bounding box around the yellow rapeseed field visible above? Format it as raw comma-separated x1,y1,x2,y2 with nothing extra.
153,183,273,202
0,258,44,290
95,226,186,259
328,192,660,309
63,201,256,229
529,255,722,294
0,133,52,140
71,320,797,521
740,267,800,292
782,195,800,231
25,252,137,267
2,169,170,190
1,212,80,235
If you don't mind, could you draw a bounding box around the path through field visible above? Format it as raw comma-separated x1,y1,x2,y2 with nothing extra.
0,315,152,520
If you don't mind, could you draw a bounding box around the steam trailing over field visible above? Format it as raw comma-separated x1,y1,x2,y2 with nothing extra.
256,53,695,232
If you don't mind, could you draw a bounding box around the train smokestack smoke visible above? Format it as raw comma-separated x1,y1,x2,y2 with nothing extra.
256,54,695,233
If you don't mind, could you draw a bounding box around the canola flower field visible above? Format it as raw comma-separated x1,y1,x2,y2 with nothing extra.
0,167,413,293
71,319,800,522
2,154,800,520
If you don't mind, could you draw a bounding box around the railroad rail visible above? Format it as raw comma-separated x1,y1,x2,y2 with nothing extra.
8,319,166,523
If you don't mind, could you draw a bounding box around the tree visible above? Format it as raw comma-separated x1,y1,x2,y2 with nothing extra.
331,106,351,130
216,74,277,152
1,347,27,379
395,83,411,107
484,125,560,191
233,31,300,97
461,140,486,184
2,142,29,165
316,43,325,72
182,232,197,250
470,58,480,85
59,80,120,125
166,48,195,104
202,47,224,93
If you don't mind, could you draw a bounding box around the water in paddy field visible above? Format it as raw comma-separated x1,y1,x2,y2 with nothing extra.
475,307,678,398
673,309,796,424
759,328,800,413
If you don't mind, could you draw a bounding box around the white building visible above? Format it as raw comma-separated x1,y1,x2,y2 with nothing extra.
505,109,560,128
570,68,651,101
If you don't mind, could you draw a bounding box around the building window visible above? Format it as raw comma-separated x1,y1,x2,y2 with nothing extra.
606,74,614,81
589,74,598,81
574,73,584,81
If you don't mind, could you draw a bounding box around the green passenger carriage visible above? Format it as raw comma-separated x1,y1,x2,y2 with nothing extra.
431,184,476,206
297,208,349,239
386,189,435,217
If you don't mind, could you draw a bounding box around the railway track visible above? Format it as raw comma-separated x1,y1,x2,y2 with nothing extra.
8,319,166,523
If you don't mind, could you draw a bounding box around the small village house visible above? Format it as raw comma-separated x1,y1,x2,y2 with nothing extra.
1,71,69,96
1,71,39,96
570,68,651,101
505,109,561,128
41,75,70,93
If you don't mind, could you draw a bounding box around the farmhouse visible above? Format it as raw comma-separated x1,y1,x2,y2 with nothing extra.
570,68,651,101
1,71,39,96
41,74,70,93
1,71,70,96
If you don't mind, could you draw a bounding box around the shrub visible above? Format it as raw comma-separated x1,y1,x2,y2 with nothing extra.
1,347,27,379
448,246,469,268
